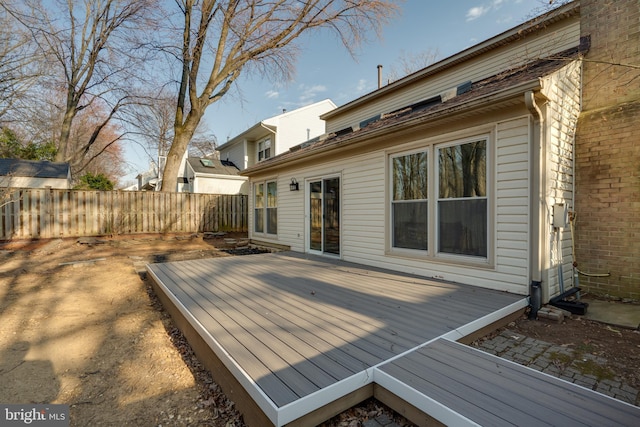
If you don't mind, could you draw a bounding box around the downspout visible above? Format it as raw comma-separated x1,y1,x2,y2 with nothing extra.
525,90,544,318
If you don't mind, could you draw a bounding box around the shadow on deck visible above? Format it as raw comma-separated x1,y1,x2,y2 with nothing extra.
146,252,639,426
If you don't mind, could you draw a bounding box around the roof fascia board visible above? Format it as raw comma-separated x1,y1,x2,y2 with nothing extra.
219,99,335,150
217,121,275,150
321,1,579,121
260,123,277,134
243,79,542,176
193,172,247,180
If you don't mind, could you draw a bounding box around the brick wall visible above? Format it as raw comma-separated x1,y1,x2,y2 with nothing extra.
580,0,640,111
575,0,640,299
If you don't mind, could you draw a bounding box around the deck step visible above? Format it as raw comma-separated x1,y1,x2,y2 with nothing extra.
375,338,640,427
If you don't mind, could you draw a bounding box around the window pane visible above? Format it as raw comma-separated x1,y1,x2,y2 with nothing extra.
393,152,428,200
438,199,487,257
254,183,264,208
439,140,486,198
393,201,428,250
310,181,322,251
267,208,277,234
254,209,264,233
267,181,277,207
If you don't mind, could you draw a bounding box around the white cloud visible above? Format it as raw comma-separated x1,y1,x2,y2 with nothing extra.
356,79,368,93
297,84,327,103
265,90,279,99
466,0,514,22
466,6,490,21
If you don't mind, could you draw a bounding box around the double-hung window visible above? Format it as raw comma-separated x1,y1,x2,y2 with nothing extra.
390,136,489,262
254,180,277,235
391,150,428,250
437,139,487,257
258,138,271,161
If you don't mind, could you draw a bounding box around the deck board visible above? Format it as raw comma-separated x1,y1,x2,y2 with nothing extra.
377,338,640,427
147,251,524,410
148,252,640,426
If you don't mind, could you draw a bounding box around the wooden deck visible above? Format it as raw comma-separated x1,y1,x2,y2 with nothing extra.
147,251,528,426
377,338,640,427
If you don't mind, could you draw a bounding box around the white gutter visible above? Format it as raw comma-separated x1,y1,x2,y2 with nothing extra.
244,79,542,176
524,90,547,301
321,2,579,121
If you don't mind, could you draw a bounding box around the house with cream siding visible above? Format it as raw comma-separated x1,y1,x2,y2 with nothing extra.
217,99,336,173
183,157,248,194
242,2,589,304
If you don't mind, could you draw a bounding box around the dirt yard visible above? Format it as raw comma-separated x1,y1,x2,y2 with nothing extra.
0,235,638,426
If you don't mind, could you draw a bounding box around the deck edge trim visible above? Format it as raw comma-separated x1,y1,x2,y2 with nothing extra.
146,264,280,424
374,369,482,427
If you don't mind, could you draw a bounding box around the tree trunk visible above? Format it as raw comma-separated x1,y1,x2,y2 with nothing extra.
55,107,75,163
161,122,198,192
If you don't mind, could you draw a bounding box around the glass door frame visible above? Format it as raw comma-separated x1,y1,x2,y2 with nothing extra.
305,174,342,257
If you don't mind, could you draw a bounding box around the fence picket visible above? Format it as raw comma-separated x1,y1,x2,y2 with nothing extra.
0,189,247,240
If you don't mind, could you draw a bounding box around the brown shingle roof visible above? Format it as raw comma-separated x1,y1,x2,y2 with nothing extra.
243,43,587,175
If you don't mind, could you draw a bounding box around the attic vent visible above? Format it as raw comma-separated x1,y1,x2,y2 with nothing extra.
359,114,381,129
408,95,442,112
200,159,215,168
334,127,353,137
456,81,472,95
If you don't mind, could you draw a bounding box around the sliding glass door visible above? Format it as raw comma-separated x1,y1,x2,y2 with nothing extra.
308,177,340,255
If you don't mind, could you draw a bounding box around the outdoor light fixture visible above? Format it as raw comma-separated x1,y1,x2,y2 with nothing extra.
289,178,299,191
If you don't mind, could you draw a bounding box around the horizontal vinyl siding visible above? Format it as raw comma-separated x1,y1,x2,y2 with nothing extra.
251,116,533,294
494,117,531,287
223,142,248,171
541,62,581,297
342,152,386,257
327,17,580,134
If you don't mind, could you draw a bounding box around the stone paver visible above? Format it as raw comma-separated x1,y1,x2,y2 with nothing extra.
363,415,402,427
473,329,639,407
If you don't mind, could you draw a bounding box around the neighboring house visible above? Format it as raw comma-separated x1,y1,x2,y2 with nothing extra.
242,1,590,304
135,161,159,191
184,157,247,194
132,150,189,192
217,99,337,172
0,158,71,189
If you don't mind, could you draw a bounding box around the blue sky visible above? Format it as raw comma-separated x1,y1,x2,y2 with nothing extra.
123,0,547,184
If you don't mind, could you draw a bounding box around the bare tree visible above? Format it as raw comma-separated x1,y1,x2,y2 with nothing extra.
159,0,399,191
126,90,177,160
124,87,216,170
1,0,153,174
0,6,40,121
385,48,441,84
189,132,218,158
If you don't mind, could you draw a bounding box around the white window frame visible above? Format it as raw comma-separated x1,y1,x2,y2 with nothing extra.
387,133,493,265
257,137,272,162
435,136,489,263
389,148,430,254
253,179,277,236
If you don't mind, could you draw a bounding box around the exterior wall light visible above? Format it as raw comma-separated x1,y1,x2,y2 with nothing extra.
289,178,299,191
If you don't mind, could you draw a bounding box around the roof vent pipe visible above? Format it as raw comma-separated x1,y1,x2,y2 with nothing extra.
377,65,383,89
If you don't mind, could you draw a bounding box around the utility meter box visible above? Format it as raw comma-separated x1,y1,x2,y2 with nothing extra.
553,203,568,228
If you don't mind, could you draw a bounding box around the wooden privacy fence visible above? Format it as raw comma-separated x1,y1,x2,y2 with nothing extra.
0,189,248,240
